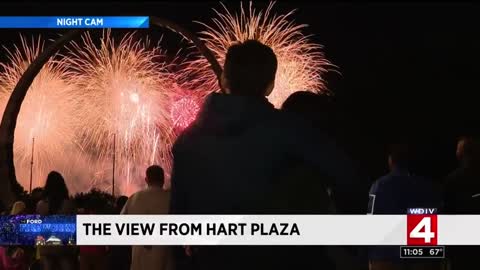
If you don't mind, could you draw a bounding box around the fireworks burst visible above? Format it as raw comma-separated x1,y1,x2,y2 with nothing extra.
186,1,332,108
171,97,200,130
0,3,328,194
63,31,177,195
0,36,88,190
169,84,205,131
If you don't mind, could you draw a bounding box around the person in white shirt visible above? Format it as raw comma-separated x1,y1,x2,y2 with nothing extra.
121,165,173,270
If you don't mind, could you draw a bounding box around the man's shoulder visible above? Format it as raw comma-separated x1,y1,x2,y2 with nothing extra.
174,108,301,140
446,167,463,179
274,110,309,126
444,168,468,191
445,167,479,185
123,188,170,214
271,111,332,144
370,173,412,196
129,188,166,199
172,126,196,153
370,174,393,190
128,188,169,203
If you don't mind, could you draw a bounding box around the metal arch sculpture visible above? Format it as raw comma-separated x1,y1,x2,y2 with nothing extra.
149,17,223,83
0,17,223,206
0,30,82,206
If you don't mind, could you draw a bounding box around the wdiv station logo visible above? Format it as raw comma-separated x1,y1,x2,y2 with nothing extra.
406,208,438,246
401,208,445,259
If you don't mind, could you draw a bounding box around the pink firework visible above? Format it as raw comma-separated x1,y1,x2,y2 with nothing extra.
185,1,333,108
0,36,93,191
170,97,200,130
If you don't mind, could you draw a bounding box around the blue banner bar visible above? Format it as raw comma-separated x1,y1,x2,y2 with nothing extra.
0,215,76,245
0,16,149,28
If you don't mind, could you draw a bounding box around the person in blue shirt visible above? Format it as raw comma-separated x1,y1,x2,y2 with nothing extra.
368,143,442,270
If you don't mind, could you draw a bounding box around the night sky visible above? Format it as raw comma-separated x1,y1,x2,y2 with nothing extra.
1,1,479,185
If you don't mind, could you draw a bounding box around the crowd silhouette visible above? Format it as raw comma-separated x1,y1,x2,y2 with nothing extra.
1,39,479,270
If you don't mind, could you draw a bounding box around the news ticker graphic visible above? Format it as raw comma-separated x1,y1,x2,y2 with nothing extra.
1,214,480,246
0,16,149,28
76,214,480,245
0,215,76,245
400,246,445,259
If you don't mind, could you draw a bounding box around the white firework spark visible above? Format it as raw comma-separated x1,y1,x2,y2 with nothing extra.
63,30,177,195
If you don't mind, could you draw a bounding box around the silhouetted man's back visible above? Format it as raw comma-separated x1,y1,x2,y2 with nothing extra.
444,136,480,213
170,40,360,270
444,135,480,269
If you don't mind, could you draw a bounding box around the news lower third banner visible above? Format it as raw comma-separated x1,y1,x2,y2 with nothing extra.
3,215,480,245
0,16,149,28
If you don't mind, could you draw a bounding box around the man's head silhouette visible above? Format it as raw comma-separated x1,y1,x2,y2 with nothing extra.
456,135,480,166
388,143,411,171
145,165,164,187
221,40,277,97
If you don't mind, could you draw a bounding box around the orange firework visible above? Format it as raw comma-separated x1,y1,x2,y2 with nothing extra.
186,1,333,108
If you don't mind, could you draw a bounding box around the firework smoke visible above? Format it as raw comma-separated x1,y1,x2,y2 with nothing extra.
185,1,332,108
0,36,90,190
63,31,177,195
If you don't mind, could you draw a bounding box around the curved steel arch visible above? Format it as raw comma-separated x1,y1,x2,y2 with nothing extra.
149,17,223,81
0,17,222,206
